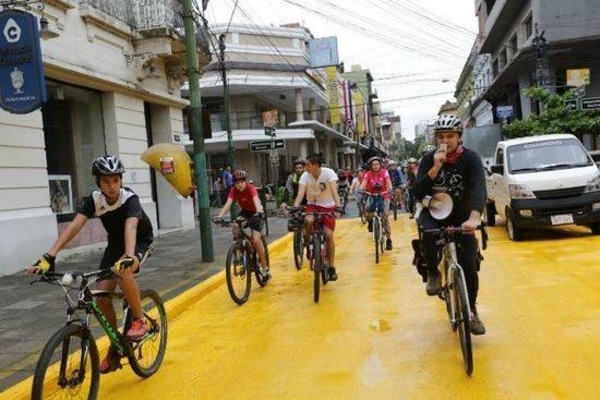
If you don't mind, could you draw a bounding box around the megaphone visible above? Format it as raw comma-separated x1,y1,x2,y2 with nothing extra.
141,144,195,197
422,192,453,220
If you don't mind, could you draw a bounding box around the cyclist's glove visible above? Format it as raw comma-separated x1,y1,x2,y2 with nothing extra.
255,212,265,220
33,253,55,274
212,217,224,225
112,256,135,272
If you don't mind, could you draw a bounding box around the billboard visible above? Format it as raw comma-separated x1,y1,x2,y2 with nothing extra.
308,36,339,68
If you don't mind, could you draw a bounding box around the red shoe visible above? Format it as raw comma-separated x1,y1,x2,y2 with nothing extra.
99,348,122,374
126,318,149,339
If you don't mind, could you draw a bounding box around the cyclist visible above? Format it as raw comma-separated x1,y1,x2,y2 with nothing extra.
336,168,350,210
213,170,270,280
293,153,342,281
414,114,487,335
360,156,394,250
405,157,419,217
387,160,406,212
26,155,154,372
280,158,306,208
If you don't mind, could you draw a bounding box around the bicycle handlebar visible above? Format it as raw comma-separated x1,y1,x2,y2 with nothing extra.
422,224,488,250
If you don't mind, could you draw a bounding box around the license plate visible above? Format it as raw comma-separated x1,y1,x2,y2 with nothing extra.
551,214,574,225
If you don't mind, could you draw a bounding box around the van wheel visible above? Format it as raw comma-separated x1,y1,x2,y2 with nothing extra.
591,224,600,234
506,208,524,241
484,202,496,227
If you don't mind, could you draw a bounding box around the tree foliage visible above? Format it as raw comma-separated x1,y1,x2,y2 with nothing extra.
502,87,600,138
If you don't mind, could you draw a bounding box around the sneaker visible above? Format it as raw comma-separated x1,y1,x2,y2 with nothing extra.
126,318,149,339
469,309,486,335
409,214,415,219
99,347,122,374
260,266,271,281
385,238,393,250
426,272,441,296
328,266,338,281
368,220,373,233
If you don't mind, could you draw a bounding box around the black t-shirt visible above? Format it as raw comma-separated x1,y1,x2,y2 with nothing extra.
78,187,154,246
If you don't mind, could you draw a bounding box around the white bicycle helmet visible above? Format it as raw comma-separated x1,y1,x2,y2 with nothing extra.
434,114,462,133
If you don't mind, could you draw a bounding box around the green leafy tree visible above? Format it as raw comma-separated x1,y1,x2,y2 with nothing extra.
502,87,600,138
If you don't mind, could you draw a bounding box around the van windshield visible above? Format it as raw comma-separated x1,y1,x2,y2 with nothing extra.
507,138,592,174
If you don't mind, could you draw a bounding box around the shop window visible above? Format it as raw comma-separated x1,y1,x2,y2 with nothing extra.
42,81,105,221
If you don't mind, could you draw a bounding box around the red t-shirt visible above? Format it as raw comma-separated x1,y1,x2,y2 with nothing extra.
228,183,259,212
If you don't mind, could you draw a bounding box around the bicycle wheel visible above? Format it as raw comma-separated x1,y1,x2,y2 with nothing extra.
373,217,381,264
127,289,168,378
32,324,99,400
452,267,473,376
293,230,304,270
359,202,366,224
255,236,270,287
313,237,322,303
225,243,252,305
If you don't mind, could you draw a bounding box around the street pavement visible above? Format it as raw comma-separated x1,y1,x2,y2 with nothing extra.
0,204,301,393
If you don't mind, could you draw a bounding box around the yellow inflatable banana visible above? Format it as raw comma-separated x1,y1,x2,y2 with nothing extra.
141,143,194,197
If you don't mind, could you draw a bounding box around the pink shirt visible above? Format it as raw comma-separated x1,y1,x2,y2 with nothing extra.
363,169,391,199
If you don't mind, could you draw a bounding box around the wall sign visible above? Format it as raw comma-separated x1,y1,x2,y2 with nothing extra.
0,9,47,114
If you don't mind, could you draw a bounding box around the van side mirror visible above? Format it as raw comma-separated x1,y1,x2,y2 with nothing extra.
490,165,504,175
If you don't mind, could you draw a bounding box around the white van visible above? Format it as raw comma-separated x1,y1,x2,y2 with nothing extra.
485,134,600,240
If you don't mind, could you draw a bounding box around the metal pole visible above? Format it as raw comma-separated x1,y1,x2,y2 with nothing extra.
182,0,213,261
218,33,238,219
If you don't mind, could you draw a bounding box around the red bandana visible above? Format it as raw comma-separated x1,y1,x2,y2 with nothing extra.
445,145,464,164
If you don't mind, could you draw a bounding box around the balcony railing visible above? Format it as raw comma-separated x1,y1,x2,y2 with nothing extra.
80,0,183,31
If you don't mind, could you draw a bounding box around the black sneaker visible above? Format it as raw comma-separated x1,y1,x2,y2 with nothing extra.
385,238,393,250
368,220,373,233
328,267,338,281
470,309,486,335
426,272,441,296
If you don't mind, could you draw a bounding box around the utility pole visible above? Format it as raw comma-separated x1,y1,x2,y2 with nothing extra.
218,33,238,219
532,23,549,91
181,0,213,262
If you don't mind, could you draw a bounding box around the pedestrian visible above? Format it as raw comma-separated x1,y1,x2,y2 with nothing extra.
26,155,154,372
280,158,306,208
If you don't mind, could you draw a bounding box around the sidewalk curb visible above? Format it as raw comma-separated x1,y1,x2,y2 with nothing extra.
0,233,294,400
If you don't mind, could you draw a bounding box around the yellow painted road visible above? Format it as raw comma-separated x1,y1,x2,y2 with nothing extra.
5,216,600,399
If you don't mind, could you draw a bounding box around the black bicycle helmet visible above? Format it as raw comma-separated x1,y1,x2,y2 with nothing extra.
434,114,463,134
92,155,125,177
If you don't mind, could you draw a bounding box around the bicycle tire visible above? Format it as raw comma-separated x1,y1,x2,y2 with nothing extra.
32,324,99,400
373,217,380,264
293,230,304,270
313,237,322,303
225,243,252,305
128,289,168,378
452,267,473,376
359,202,366,224
255,236,270,287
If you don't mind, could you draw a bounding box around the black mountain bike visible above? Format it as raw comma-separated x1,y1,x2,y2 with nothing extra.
30,246,167,400
216,215,270,305
421,225,487,376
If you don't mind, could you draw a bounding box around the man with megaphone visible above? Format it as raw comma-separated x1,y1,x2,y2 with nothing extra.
413,114,487,335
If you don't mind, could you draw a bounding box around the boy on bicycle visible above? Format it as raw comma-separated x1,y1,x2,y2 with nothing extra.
293,153,342,281
360,156,394,250
26,155,155,372
213,170,270,280
414,114,487,335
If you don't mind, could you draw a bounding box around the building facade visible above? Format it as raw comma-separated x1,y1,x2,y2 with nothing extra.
0,0,210,276
185,23,379,188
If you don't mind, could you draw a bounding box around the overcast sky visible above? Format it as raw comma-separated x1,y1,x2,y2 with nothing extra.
205,0,479,141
